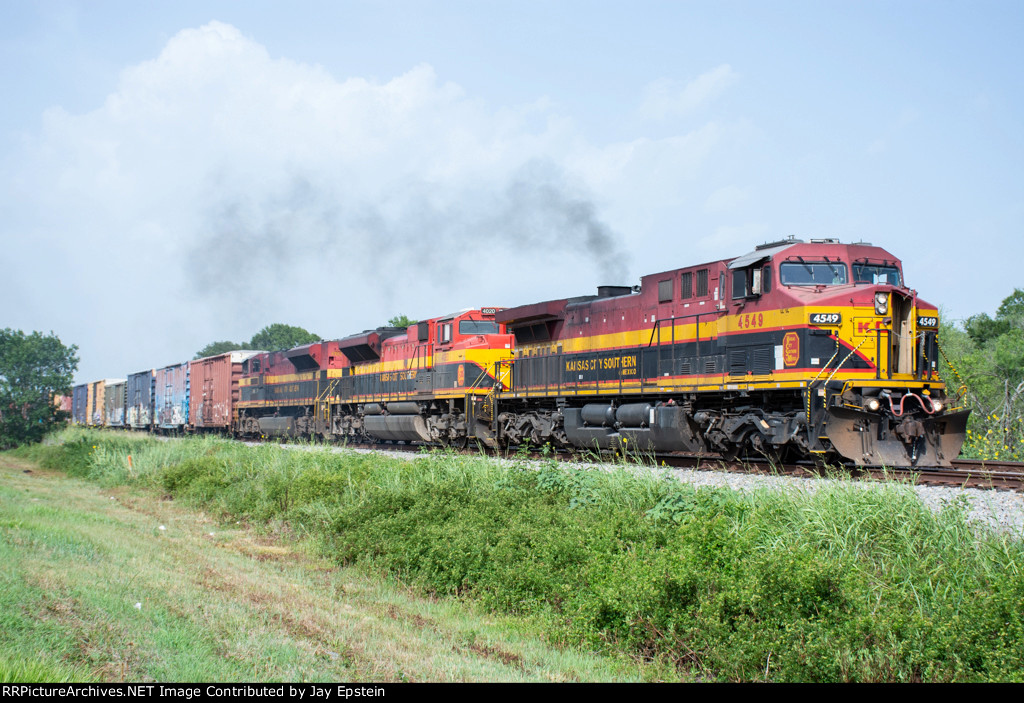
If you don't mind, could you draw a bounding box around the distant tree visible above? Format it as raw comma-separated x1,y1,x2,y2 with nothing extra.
0,329,79,449
941,290,1024,459
964,314,1010,347
194,340,246,359
996,288,1024,327
249,324,319,353
387,315,417,329
964,287,1024,346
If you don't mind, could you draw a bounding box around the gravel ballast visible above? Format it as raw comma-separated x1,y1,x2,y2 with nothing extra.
335,444,1024,535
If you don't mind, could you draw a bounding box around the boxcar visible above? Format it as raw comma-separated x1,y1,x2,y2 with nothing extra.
104,379,127,427
88,380,106,426
127,370,155,430
154,362,189,431
72,384,88,424
190,350,262,432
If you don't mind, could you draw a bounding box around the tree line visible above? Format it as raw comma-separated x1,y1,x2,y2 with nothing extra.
193,318,417,358
193,323,321,358
939,289,1024,459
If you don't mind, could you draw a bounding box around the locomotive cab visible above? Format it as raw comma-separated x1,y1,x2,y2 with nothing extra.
332,308,514,446
759,239,968,466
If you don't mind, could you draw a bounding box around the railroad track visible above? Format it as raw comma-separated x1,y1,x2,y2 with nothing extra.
654,454,1024,492
920,459,1024,491
335,439,1024,492
172,428,1024,492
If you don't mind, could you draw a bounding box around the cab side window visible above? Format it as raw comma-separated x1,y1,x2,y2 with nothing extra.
438,323,452,344
732,267,764,299
732,269,748,299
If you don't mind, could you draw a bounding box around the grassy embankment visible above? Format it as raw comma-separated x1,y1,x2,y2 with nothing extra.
0,437,657,683
5,427,1024,682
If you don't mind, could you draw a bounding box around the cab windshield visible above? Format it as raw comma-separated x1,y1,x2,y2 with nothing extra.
853,263,901,286
459,320,500,335
780,261,848,286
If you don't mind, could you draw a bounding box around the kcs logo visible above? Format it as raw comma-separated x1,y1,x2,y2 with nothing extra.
855,319,886,336
783,332,800,367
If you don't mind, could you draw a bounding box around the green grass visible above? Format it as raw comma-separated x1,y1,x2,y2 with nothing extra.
0,653,95,683
0,441,663,683
9,427,1024,682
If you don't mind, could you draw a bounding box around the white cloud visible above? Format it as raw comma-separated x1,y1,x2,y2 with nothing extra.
696,224,771,258
638,65,737,121
704,185,749,213
2,22,740,381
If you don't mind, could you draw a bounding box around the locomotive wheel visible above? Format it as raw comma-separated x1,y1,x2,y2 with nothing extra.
719,443,741,462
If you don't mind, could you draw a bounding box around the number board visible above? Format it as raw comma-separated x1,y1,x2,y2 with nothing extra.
917,316,938,328
809,312,842,325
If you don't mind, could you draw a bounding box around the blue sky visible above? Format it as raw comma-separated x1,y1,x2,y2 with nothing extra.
1,1,1021,382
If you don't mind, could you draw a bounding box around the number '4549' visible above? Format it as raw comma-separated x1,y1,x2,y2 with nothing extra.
737,313,764,329
809,312,841,325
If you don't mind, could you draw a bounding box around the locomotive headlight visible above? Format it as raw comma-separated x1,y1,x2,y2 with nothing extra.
865,398,880,412
874,292,889,315
932,400,944,413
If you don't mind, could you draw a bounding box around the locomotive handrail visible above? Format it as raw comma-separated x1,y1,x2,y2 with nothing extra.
467,359,498,391
647,311,712,383
913,329,938,381
807,343,842,388
936,339,968,403
647,319,661,348
494,361,512,391
313,377,339,425
874,327,894,380
823,337,868,388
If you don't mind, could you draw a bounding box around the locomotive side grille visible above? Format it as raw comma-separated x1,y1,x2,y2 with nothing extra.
695,269,709,297
752,348,772,375
728,350,747,376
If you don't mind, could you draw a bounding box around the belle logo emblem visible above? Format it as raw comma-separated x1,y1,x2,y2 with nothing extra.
783,332,800,367
457,365,465,386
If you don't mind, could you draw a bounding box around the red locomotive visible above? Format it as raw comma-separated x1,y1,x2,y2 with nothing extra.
493,238,966,466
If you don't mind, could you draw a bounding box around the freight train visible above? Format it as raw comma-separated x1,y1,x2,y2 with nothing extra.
73,238,968,467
